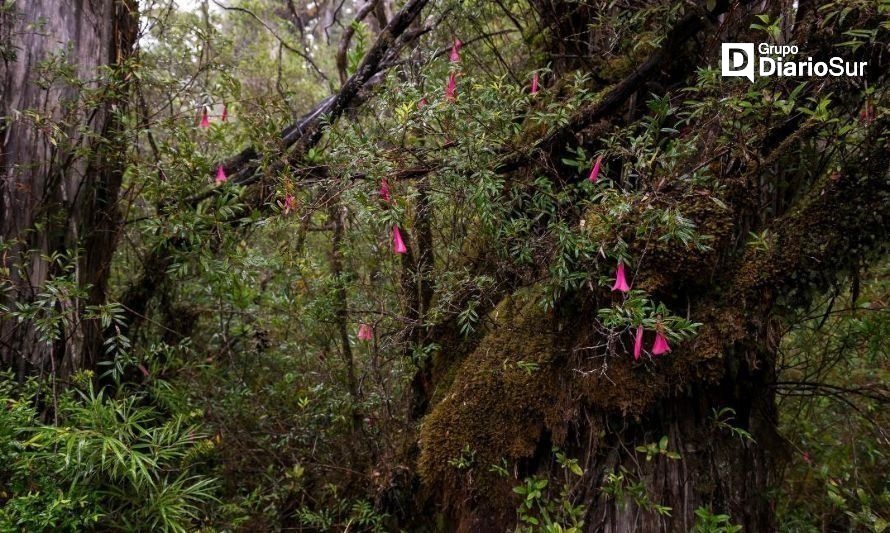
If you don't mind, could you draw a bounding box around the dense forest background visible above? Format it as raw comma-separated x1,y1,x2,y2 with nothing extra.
0,0,887,530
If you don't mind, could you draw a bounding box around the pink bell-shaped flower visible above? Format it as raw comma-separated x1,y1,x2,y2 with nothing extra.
449,38,462,62
215,165,228,184
280,194,296,215
633,325,644,361
588,155,602,182
445,72,457,101
418,96,428,109
531,72,539,94
379,178,392,203
651,331,671,355
611,260,630,293
357,323,374,341
200,107,211,128
393,226,408,254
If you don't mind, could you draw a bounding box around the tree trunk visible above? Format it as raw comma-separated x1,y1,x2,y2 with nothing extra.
396,0,888,527
0,0,137,379
581,374,782,531
413,119,888,529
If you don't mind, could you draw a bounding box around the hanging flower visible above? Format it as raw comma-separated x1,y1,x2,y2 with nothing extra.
651,330,671,355
633,325,644,361
279,194,296,215
221,104,229,122
445,72,457,101
611,260,630,293
588,155,602,182
358,323,374,341
215,164,228,184
531,72,539,94
393,226,408,254
449,38,462,63
379,178,392,203
200,107,210,128
418,96,428,109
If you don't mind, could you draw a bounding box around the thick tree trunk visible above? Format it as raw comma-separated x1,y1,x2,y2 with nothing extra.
0,0,137,378
413,298,790,531
399,0,887,527
413,117,888,529
412,300,776,530
580,376,781,531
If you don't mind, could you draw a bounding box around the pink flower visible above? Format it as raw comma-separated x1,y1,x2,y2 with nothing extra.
393,226,408,254
221,105,229,122
200,107,210,128
611,260,630,293
137,363,150,377
215,165,228,184
450,38,462,63
445,72,457,101
633,325,644,361
802,451,812,465
531,72,539,94
588,155,602,182
379,178,392,203
651,331,671,355
280,194,296,215
358,323,374,341
418,97,428,109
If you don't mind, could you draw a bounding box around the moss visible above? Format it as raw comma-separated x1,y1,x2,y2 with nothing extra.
418,291,573,515
417,282,731,520
417,188,742,521
427,352,459,408
634,193,735,297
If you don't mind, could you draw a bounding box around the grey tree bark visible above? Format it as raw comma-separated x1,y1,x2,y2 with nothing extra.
0,0,137,379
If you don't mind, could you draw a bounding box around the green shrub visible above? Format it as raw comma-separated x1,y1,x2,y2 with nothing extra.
0,372,217,532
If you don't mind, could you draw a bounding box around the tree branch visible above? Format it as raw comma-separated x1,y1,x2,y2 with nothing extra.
120,0,431,330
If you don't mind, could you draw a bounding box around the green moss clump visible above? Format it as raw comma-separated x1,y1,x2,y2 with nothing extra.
417,282,735,521
418,291,574,517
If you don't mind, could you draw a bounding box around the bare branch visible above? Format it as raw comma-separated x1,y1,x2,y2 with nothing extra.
336,0,380,86
211,0,329,82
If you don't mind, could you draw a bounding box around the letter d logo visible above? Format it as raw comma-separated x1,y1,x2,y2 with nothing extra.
722,43,755,82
